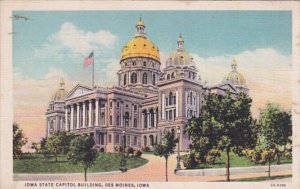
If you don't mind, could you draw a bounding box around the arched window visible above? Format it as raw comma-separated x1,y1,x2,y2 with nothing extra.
152,74,156,85
167,74,170,80
143,73,147,84
124,74,127,86
171,72,175,78
131,73,137,84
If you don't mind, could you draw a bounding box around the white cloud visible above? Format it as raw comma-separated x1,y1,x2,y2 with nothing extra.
49,22,117,56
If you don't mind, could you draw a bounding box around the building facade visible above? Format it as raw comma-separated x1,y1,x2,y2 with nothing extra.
45,18,248,152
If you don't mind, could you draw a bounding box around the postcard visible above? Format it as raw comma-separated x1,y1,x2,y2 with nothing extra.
0,1,300,189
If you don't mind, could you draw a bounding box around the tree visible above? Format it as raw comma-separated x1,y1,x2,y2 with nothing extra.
46,131,74,162
13,123,28,159
186,93,257,181
40,137,50,158
153,131,177,182
67,135,98,182
252,103,292,177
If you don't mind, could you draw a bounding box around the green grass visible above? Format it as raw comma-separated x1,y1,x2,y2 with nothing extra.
212,174,292,182
184,152,292,169
13,153,148,173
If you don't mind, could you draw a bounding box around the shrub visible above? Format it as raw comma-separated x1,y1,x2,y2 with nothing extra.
206,149,221,165
126,147,134,157
142,146,150,152
135,150,142,157
182,153,197,169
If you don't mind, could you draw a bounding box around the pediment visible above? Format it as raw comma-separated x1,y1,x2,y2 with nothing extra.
65,84,93,99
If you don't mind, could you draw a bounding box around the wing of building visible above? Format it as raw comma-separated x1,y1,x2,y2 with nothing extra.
45,18,248,152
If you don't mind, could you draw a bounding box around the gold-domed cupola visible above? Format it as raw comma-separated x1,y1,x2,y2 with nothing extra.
120,17,160,62
223,59,246,87
52,78,68,101
166,34,194,67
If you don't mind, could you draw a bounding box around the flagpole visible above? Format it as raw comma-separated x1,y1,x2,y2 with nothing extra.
92,50,94,88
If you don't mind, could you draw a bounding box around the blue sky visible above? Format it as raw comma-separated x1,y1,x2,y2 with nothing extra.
13,11,291,81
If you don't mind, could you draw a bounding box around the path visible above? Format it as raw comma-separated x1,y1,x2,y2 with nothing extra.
14,154,292,182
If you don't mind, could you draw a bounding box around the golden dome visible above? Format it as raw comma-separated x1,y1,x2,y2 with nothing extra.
52,78,68,101
166,34,194,66
136,20,145,27
166,50,194,66
121,18,160,62
223,59,246,86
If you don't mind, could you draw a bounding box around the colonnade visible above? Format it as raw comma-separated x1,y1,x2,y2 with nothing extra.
65,98,106,131
142,108,158,129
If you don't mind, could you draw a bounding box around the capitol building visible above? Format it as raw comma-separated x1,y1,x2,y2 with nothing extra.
45,18,248,152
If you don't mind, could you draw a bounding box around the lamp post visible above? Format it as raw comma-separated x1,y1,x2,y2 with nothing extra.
175,126,181,173
119,113,129,172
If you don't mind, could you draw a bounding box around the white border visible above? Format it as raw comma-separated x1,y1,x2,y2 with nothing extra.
0,1,299,189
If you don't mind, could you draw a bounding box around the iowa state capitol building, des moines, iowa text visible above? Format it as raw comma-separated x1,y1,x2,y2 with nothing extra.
45,18,248,152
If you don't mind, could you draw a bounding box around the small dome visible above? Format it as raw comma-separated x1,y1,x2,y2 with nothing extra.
166,50,194,66
136,20,145,27
166,34,194,66
223,59,246,86
52,78,68,101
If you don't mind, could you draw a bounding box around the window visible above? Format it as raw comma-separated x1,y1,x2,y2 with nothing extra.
169,92,173,105
117,102,119,108
133,61,136,66
169,110,172,120
134,136,137,145
116,134,119,144
134,118,137,128
109,101,112,108
116,116,120,126
142,73,147,84
143,62,146,66
174,109,176,119
165,111,168,120
127,135,130,145
110,116,112,125
171,72,175,78
173,95,176,105
152,74,156,85
124,74,127,85
166,97,169,106
131,73,137,84
167,74,170,80
190,110,193,117
190,92,193,105
108,134,111,143
134,105,137,111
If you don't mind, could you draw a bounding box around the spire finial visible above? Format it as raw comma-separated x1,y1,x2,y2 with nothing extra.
60,77,65,89
231,58,237,71
177,33,184,50
139,13,142,21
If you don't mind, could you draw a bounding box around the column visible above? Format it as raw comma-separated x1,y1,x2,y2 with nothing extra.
60,116,63,131
83,102,86,127
89,100,92,127
70,105,74,130
65,107,69,131
76,103,80,129
95,99,99,126
154,110,156,127
99,100,102,126
176,90,179,117
162,94,165,119
142,112,144,128
147,111,150,128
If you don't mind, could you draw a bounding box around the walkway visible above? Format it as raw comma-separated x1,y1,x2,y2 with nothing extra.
14,154,292,182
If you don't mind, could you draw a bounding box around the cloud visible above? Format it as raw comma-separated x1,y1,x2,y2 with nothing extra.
190,48,292,116
13,68,77,145
49,22,117,56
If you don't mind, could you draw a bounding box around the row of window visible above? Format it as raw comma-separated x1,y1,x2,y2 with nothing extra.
124,73,156,85
165,109,176,121
124,61,156,68
187,92,197,106
114,134,138,146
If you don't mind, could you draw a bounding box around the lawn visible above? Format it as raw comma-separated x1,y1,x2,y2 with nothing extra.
183,152,292,169
13,153,148,173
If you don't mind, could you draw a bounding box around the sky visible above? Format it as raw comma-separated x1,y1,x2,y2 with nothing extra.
12,11,292,145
